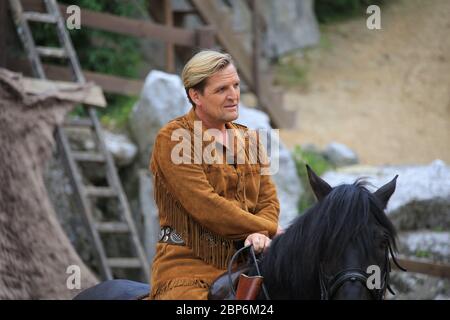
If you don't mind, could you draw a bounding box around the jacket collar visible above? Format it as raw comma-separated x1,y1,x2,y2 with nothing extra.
185,107,247,157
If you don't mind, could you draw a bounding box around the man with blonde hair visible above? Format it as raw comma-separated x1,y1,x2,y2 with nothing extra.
149,50,280,299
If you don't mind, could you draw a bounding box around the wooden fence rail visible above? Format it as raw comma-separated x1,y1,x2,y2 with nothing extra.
10,58,144,96
21,0,214,48
392,257,450,279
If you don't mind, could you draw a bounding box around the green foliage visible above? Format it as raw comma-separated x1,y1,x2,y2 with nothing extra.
315,0,384,23
292,145,334,213
415,250,431,259
61,0,146,79
274,60,309,89
99,94,138,131
32,0,148,127
33,0,146,77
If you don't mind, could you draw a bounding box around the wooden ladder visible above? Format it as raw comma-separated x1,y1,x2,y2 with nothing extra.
8,0,149,282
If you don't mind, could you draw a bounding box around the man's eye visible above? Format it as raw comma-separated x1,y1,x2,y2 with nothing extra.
234,83,240,88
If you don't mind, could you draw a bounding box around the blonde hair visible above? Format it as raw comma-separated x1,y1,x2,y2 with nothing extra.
181,50,234,106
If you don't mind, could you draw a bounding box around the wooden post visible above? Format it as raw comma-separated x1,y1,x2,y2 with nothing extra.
173,6,193,66
0,0,8,68
251,0,261,106
196,26,215,49
163,0,175,73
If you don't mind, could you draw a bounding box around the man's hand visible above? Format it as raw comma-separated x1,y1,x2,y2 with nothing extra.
276,226,284,236
244,233,272,254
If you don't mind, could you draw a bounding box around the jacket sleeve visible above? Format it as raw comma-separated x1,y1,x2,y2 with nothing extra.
253,173,280,237
250,133,280,237
151,126,277,241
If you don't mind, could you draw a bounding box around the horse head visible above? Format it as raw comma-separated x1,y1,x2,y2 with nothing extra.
258,165,405,300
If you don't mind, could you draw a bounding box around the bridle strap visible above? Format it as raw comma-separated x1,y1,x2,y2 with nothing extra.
386,243,407,295
319,264,328,300
320,265,378,300
320,244,407,300
329,270,372,298
227,244,270,300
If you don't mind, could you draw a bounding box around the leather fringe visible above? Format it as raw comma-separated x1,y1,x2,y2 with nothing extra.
153,171,235,270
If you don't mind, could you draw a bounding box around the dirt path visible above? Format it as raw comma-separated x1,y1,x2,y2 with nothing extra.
280,0,450,165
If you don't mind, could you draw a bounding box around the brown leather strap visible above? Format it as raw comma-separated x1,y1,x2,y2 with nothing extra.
235,274,264,300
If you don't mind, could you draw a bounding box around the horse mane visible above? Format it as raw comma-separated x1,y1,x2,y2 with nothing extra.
260,179,398,299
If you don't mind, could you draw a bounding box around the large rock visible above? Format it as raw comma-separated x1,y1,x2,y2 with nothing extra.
103,131,138,166
261,0,320,58
130,70,191,167
321,160,450,231
129,70,302,230
62,127,138,184
398,231,450,263
65,126,138,167
323,142,359,167
138,170,160,268
229,0,252,53
172,0,320,59
387,271,450,300
228,0,320,58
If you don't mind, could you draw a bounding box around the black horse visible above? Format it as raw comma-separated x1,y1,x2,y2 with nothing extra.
74,165,404,300
244,165,404,299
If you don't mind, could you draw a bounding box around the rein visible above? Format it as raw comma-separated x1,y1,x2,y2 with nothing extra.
227,245,271,300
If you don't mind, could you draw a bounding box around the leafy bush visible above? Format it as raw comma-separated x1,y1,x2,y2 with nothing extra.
415,250,431,259
31,0,147,127
99,95,138,131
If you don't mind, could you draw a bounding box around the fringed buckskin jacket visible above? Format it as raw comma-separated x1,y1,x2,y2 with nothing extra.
149,108,280,299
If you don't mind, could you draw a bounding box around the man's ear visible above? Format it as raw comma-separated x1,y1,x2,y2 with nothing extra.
306,164,332,201
188,88,201,107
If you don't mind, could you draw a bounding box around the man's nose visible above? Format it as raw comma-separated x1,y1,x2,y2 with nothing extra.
227,87,239,101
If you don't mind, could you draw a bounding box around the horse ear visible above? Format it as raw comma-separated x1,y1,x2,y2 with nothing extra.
306,164,332,201
374,175,398,209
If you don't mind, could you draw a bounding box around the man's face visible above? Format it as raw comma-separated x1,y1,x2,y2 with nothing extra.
190,64,240,127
